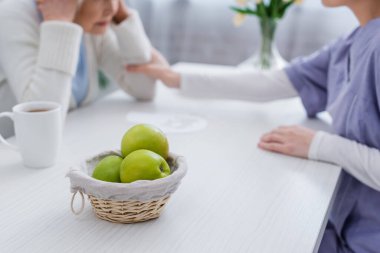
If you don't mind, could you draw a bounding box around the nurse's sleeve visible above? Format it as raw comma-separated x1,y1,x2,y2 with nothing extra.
284,43,335,118
97,9,156,101
309,132,380,192
179,69,298,102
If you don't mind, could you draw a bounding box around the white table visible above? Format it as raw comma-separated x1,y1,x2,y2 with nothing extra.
0,64,341,253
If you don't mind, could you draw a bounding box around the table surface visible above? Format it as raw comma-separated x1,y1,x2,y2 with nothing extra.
0,63,341,253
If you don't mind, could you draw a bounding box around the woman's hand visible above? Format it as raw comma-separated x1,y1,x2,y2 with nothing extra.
113,0,130,24
36,0,77,22
127,49,181,88
258,125,316,159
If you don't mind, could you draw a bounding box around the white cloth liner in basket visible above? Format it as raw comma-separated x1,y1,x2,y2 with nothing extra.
66,150,187,202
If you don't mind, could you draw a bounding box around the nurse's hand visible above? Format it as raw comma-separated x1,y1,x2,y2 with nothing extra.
36,0,77,22
113,0,130,24
127,49,181,88
258,125,316,159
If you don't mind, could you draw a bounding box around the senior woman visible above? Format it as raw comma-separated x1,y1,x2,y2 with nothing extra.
0,0,155,123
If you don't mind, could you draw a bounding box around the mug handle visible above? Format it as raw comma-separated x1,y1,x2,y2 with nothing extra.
0,112,18,151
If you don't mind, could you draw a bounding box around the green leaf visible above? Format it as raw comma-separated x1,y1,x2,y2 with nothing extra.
279,1,294,18
230,6,258,16
257,2,268,19
271,0,279,19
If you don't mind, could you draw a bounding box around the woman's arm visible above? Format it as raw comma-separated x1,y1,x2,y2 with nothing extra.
179,68,298,102
127,50,298,102
0,1,82,116
97,7,156,101
309,132,380,191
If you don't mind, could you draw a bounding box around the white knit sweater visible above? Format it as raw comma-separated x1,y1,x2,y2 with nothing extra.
0,0,155,119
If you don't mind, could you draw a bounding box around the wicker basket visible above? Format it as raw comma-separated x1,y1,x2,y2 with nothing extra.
67,151,187,224
88,195,171,224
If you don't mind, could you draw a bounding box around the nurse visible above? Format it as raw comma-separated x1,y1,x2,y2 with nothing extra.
0,0,155,120
127,0,380,252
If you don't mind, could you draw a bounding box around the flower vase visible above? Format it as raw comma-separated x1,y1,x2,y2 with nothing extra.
239,18,287,70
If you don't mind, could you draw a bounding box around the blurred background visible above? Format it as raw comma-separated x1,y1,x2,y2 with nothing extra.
126,0,357,65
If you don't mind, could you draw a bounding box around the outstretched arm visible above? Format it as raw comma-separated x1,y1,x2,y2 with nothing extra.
127,49,298,102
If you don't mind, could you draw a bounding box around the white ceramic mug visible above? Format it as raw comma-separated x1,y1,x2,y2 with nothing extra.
0,101,62,168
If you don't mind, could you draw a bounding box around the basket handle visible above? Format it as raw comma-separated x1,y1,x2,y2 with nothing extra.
71,190,85,215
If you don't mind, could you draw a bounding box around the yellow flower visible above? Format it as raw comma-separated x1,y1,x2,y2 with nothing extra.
283,0,303,4
233,13,246,27
236,0,248,6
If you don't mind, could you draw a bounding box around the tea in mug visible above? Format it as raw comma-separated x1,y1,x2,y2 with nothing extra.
27,109,50,113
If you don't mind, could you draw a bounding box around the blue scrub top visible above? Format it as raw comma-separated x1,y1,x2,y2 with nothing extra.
285,18,380,252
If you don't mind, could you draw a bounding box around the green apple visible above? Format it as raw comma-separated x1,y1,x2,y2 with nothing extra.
120,149,171,183
92,155,123,183
121,124,169,159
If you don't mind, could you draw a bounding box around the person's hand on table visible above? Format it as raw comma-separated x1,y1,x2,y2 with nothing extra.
127,48,181,88
36,0,77,22
258,125,316,159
